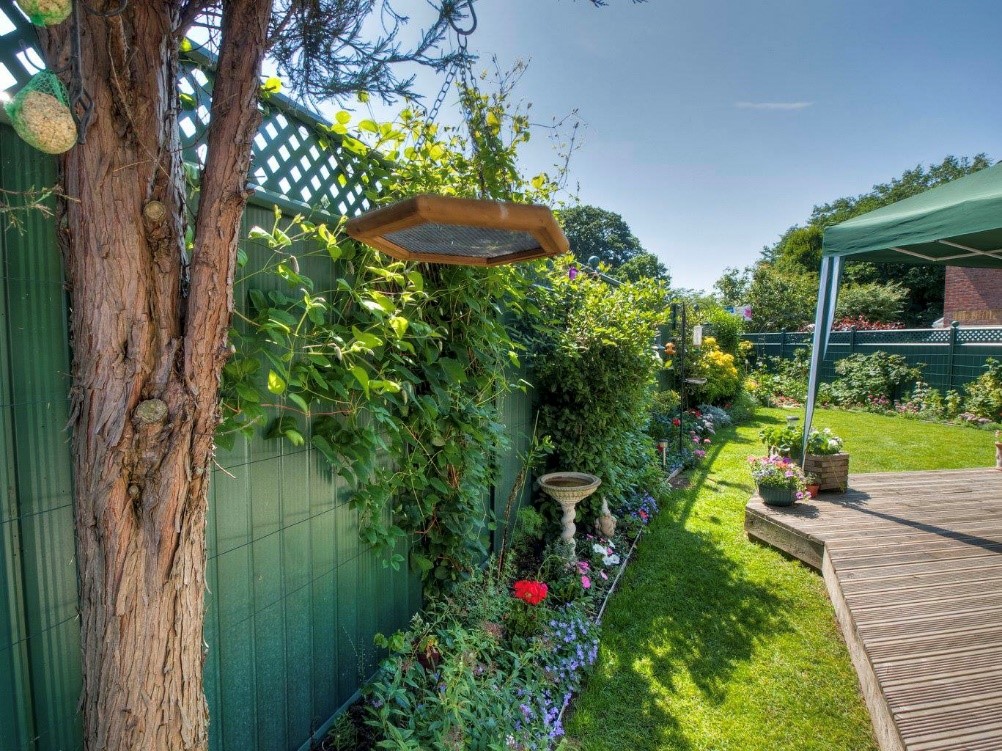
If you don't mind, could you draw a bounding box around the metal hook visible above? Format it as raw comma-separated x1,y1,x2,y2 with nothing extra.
447,0,477,37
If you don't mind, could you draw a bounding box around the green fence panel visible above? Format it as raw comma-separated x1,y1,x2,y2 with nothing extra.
491,379,535,554
0,131,423,750
743,326,1002,392
0,124,82,751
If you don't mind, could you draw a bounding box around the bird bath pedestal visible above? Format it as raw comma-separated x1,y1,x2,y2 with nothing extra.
538,472,602,555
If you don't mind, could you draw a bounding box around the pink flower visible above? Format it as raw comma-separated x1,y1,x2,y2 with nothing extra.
703,438,711,444
639,510,649,521
692,436,700,444
576,560,590,573
581,576,591,589
600,571,608,580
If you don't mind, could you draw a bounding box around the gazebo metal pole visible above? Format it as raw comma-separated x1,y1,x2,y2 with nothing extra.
802,255,842,463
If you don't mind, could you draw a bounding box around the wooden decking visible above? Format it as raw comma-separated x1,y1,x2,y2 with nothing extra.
745,469,1002,751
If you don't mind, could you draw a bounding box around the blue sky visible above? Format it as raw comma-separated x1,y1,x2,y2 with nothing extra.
374,0,1001,291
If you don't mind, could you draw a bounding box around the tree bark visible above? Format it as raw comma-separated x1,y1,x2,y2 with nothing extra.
39,1,271,748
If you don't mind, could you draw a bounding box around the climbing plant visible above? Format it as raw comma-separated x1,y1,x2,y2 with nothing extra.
219,76,565,586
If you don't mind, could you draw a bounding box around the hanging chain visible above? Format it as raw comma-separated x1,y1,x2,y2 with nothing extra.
67,0,95,143
413,1,477,153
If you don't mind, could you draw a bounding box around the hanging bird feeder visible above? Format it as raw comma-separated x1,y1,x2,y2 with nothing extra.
345,194,569,267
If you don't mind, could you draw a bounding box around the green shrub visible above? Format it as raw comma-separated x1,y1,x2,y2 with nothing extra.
726,389,758,423
529,259,668,516
829,351,922,406
747,348,810,405
648,389,681,441
704,307,744,355
964,358,1002,421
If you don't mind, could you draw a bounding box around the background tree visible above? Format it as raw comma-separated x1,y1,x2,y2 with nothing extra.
558,204,646,268
33,2,465,749
614,250,670,283
718,154,993,330
714,265,751,304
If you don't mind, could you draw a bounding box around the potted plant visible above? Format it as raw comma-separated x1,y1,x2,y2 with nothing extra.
805,473,821,499
748,455,807,507
803,428,848,492
759,423,801,458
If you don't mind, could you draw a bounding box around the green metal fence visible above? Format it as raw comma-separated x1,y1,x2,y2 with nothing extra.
0,118,81,751
0,10,537,749
743,324,1002,391
0,125,536,751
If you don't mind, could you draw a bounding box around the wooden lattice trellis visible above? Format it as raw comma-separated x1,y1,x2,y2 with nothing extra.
0,6,370,221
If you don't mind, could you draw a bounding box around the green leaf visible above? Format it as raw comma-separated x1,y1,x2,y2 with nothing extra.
357,91,370,103
359,119,378,133
235,382,260,403
267,370,287,395
406,271,424,292
288,393,310,413
180,38,193,53
349,365,370,396
335,111,351,125
389,316,409,338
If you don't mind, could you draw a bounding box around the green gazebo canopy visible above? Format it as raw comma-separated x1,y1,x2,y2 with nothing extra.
822,162,1002,267
804,161,1002,461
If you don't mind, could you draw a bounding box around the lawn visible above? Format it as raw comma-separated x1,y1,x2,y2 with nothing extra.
565,408,994,751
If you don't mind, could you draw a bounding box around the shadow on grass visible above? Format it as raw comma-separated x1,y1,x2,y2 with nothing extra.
572,418,796,750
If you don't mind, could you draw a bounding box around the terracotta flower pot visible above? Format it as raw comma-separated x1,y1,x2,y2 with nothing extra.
806,483,820,499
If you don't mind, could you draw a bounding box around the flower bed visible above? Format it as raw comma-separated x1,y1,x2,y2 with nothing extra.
318,490,663,750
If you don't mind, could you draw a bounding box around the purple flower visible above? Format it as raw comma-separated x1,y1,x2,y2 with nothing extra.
568,266,578,280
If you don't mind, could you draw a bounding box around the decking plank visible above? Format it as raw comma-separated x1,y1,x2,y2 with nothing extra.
745,468,1002,751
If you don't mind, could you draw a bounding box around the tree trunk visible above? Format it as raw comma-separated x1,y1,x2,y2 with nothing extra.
40,1,271,748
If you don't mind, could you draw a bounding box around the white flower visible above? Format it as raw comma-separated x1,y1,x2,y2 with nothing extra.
592,543,608,556
602,554,621,566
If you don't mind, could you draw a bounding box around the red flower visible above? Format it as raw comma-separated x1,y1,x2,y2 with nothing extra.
513,579,548,606
672,417,681,426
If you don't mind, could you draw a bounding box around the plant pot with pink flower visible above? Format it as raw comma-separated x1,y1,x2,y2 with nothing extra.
748,455,807,507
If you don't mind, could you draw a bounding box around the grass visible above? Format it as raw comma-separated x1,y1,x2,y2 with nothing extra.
564,408,993,751
766,406,994,472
